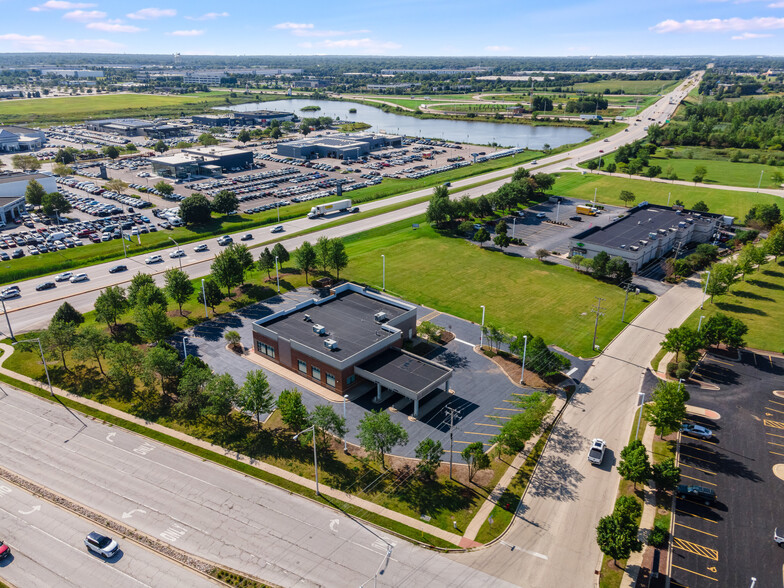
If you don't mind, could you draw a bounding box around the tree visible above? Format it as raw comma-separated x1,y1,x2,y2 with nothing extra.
693,165,707,183
73,325,110,376
461,441,491,482
315,236,332,274
176,356,211,420
258,247,276,279
415,438,443,479
202,373,238,424
154,181,174,196
596,512,643,568
496,219,508,235
474,227,490,248
142,343,181,398
134,282,168,310
53,301,84,325
55,148,75,164
12,154,40,171
224,330,242,349
211,246,246,296
328,238,349,279
692,200,709,212
295,241,318,283
535,248,549,262
272,242,290,268
310,404,348,449
357,410,409,468
135,303,175,343
198,278,224,311
660,325,701,363
40,319,77,371
619,190,636,207
703,262,739,302
211,190,239,215
613,495,643,527
764,224,784,260
105,178,128,194
425,189,451,228
238,370,274,427
644,380,690,438
651,457,681,492
105,341,143,399
102,145,119,160
571,254,585,271
493,233,511,250
164,268,194,315
702,313,748,350
41,192,72,217
737,243,760,279
645,165,661,179
617,439,652,490
236,129,251,143
179,194,212,225
127,273,155,307
198,133,218,146
493,392,551,455
53,163,73,177
607,257,632,284
277,388,310,432
153,140,168,154
25,179,46,207
745,203,782,229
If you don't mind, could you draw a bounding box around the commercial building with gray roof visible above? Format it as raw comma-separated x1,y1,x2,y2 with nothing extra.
276,133,402,160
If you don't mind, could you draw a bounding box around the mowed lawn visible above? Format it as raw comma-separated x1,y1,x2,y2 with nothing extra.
550,173,781,220
572,79,679,94
340,217,654,357
681,259,784,353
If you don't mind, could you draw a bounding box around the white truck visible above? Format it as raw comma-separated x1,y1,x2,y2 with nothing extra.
308,199,356,219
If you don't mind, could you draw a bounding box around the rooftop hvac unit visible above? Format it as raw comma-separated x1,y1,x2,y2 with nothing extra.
678,221,686,228
324,338,338,350
620,244,626,249
640,240,648,246
648,232,658,239
374,311,387,323
303,314,312,322
658,229,667,234
313,324,326,335
630,245,639,251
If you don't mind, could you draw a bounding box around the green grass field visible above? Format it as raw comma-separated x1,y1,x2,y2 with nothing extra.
340,216,654,357
549,173,780,220
572,79,679,95
680,258,784,353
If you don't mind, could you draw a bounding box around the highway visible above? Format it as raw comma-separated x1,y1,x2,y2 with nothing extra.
0,476,220,588
1,74,698,335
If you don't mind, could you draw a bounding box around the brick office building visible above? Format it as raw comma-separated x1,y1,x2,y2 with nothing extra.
251,283,452,417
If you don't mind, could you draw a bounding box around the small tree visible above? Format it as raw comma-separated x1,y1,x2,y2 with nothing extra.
461,441,491,482
198,278,224,311
236,129,251,143
415,438,443,479
644,380,690,439
535,248,550,262
493,233,511,250
154,140,168,154
53,301,84,325
474,227,490,248
198,133,218,146
310,404,348,449
202,373,238,424
652,457,681,492
328,238,349,279
617,439,652,490
295,241,318,283
660,325,702,364
103,145,119,160
619,190,636,207
315,236,332,274
571,254,585,271
596,512,643,568
272,242,290,268
164,268,194,315
211,190,239,215
258,247,276,279
105,178,128,194
357,410,409,468
224,330,242,349
25,179,46,207
73,324,110,376
154,181,174,196
135,304,175,343
40,319,77,371
238,370,274,427
180,194,212,225
277,389,310,432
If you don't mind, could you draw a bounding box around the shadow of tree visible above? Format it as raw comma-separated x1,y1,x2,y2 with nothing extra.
715,302,767,316
428,349,469,369
527,454,584,501
745,279,784,291
547,423,586,455
733,290,775,302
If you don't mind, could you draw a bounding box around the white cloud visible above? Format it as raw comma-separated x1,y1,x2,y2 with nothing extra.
0,33,123,52
167,29,205,36
769,1,784,6
186,12,229,21
86,21,144,33
127,7,176,20
732,31,774,37
319,38,402,51
485,45,514,52
274,22,314,30
30,0,95,11
651,16,784,32
63,9,106,21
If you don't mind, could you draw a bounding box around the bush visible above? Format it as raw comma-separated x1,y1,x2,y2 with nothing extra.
666,362,678,377
675,367,692,380
648,524,669,548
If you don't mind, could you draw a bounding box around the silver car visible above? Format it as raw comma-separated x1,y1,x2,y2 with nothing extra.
681,423,712,440
84,532,118,558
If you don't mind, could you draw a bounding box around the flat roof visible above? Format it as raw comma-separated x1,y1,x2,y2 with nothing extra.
261,290,408,361
150,153,199,165
0,172,52,185
357,348,450,394
0,195,24,206
92,118,152,128
183,146,250,157
575,206,719,249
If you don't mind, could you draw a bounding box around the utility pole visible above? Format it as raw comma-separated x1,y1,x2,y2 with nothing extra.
621,282,633,323
592,297,605,351
0,298,14,341
445,406,461,479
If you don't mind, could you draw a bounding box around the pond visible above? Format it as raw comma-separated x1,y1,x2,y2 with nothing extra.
219,98,591,150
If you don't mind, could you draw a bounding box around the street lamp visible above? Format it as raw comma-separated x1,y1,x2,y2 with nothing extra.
757,170,764,193
698,315,706,333
0,297,15,341
635,391,645,440
168,236,182,269
520,335,528,385
275,256,280,293
479,305,486,349
381,254,385,291
343,394,349,452
700,270,711,310
201,278,209,318
13,338,53,396
182,336,188,360
293,424,319,496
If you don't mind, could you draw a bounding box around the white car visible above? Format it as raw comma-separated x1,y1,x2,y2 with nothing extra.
536,212,547,219
145,254,163,264
681,423,713,440
271,225,284,233
194,243,208,252
84,532,119,558
169,249,185,258
69,273,88,283
588,438,606,465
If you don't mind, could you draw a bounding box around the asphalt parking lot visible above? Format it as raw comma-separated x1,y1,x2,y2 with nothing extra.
668,350,784,587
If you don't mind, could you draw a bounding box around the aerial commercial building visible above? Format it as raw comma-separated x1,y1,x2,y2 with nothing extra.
150,145,253,178
0,126,46,151
0,172,57,224
276,133,402,160
85,118,188,138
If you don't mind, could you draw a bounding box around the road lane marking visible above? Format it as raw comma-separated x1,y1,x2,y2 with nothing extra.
679,463,716,476
675,522,718,537
673,537,718,561
453,338,476,347
680,474,717,486
671,564,718,581
675,509,719,524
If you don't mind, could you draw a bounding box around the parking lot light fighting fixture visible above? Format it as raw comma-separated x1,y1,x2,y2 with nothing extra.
13,338,52,396
479,305,486,349
381,254,385,291
293,424,319,496
343,394,350,452
520,335,528,385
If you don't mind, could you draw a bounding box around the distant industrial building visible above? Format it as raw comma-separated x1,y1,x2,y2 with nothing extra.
191,114,235,127
85,118,188,138
0,90,23,99
381,67,490,75
0,126,46,151
252,283,452,415
569,203,728,273
150,145,252,179
366,83,420,90
292,79,328,88
276,133,402,160
41,69,103,78
232,110,295,126
0,172,57,225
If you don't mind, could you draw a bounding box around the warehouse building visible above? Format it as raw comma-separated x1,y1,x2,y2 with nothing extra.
0,126,46,151
191,114,235,127
232,110,295,126
276,133,402,160
252,283,452,416
0,172,57,224
150,145,252,178
85,118,188,138
569,203,728,273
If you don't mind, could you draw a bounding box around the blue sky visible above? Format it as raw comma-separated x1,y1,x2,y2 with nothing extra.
0,0,782,56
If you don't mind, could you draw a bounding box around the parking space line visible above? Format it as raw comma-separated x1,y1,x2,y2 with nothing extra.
672,536,719,561
464,431,495,436
704,357,733,366
679,453,716,465
679,463,716,476
502,399,523,404
766,407,784,415
680,473,717,486
474,422,503,428
680,444,717,456
493,407,523,412
764,419,784,429
452,441,492,446
767,432,784,439
768,399,784,407
675,522,718,537
769,451,784,457
670,580,690,588
676,509,719,524
486,414,511,420
671,564,718,581
767,441,784,448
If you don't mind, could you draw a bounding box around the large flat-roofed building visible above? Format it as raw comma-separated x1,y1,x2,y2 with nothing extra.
252,283,452,416
191,114,235,127
569,203,727,273
232,110,295,126
0,172,56,224
150,145,252,178
276,133,402,160
86,118,153,136
0,126,46,151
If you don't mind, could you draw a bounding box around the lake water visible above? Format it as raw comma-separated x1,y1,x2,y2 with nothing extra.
220,98,591,150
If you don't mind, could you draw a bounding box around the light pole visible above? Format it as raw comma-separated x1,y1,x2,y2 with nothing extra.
512,217,516,239
0,298,15,341
698,315,706,333
294,424,319,496
182,336,188,360
343,394,349,452
635,391,645,440
168,236,181,269
700,270,711,310
275,256,280,293
479,305,486,349
520,335,528,385
201,278,209,318
13,338,52,396
757,170,764,193
381,254,385,291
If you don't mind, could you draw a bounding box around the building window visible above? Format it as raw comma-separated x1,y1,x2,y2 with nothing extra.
256,341,275,358
311,366,321,380
298,360,307,374
326,373,336,387
347,375,356,386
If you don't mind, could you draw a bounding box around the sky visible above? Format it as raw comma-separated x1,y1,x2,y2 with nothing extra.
0,0,783,56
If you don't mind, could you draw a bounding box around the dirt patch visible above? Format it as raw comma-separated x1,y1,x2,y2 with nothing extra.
489,352,551,389
166,309,191,318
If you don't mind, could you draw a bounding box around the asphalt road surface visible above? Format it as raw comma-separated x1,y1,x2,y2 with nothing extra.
0,479,220,588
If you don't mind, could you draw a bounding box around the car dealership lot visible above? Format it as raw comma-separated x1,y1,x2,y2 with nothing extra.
669,351,784,588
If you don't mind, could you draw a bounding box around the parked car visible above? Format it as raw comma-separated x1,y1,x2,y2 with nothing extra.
676,484,716,505
194,243,209,252
569,216,582,222
0,540,10,560
240,233,253,241
270,225,284,233
681,423,713,440
84,532,119,558
108,264,127,274
536,212,547,219
588,438,606,465
36,281,56,291
145,254,163,264
55,272,73,282
775,528,784,546
69,273,88,283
